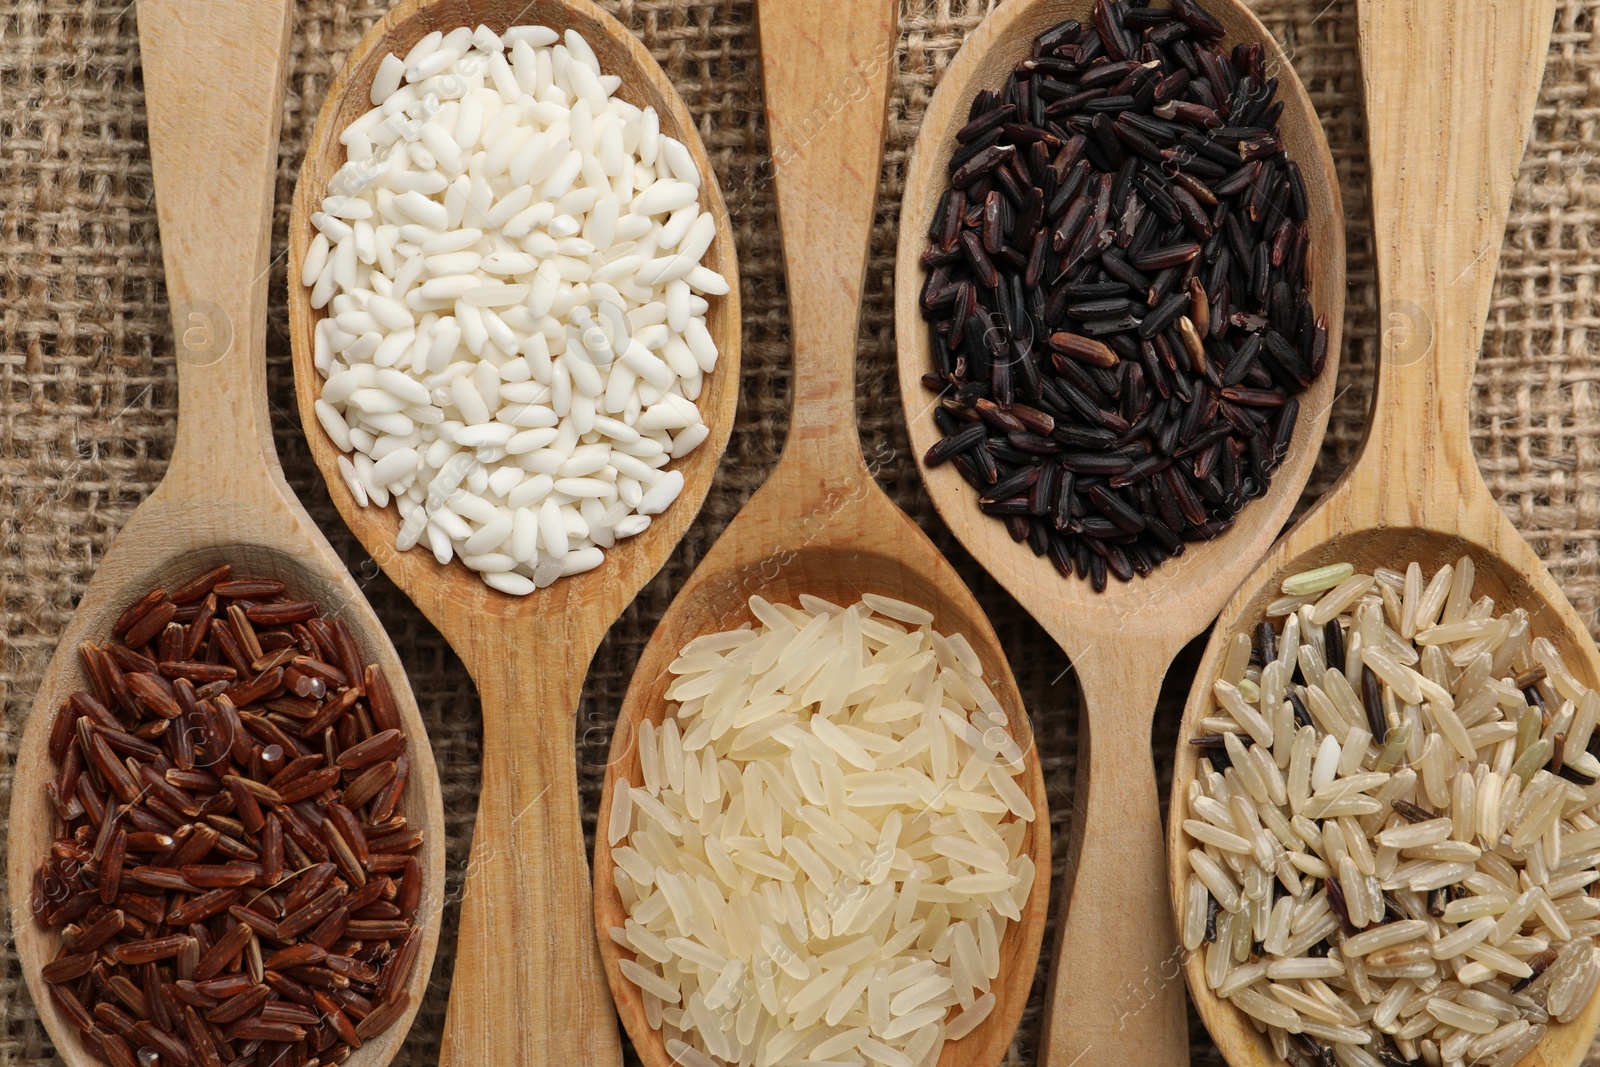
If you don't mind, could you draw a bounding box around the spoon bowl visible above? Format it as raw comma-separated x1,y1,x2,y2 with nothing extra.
9,3,444,1064
1172,541,1600,1067
287,1,739,1062
894,2,1343,1062
12,546,447,1067
1171,2,1600,1063
593,2,1049,1063
289,0,740,610
594,540,1052,1067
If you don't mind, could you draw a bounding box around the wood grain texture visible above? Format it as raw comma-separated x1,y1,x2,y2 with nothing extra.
7,3,446,1066
591,2,1050,1065
284,1,740,1063
1169,3,1600,1065
891,4,1345,1065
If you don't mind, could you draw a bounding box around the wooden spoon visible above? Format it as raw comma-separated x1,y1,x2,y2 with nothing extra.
894,4,1344,1065
286,2,740,1062
7,2,445,1065
1170,1,1600,1063
590,2,1050,1065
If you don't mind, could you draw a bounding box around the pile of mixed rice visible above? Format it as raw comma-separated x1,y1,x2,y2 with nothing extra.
1182,559,1600,1067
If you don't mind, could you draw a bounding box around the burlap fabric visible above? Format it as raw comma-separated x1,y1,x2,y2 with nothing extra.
2,0,1598,1062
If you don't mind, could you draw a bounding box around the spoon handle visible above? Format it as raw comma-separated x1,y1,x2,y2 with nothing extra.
1041,653,1188,1067
440,646,621,1067
138,0,294,490
757,0,897,478
1350,0,1555,514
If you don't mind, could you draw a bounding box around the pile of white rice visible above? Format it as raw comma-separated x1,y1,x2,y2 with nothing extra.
605,594,1038,1067
1183,558,1600,1067
302,23,726,595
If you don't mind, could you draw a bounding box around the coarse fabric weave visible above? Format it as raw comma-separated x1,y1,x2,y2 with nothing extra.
2,0,1598,1063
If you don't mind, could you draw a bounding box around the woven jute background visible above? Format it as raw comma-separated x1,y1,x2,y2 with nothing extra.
3,0,1600,1062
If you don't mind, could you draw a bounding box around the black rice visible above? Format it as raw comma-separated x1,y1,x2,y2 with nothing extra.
919,0,1329,591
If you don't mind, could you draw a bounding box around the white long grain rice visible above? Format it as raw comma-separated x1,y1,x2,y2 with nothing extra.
1186,557,1600,1065
610,595,1036,1067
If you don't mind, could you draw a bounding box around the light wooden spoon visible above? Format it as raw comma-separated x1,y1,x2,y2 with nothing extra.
894,4,1345,1065
7,2,445,1065
591,2,1050,1065
286,1,740,1063
1170,1,1600,1064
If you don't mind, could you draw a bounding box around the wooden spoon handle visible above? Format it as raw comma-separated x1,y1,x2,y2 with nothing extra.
440,650,621,1066
137,0,294,484
1350,0,1555,514
1041,662,1188,1067
757,0,897,477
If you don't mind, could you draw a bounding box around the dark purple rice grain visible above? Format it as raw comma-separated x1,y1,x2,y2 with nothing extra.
1360,664,1388,743
923,421,987,466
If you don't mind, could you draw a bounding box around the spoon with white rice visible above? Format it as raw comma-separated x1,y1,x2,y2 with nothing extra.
287,1,740,1062
592,2,1051,1065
